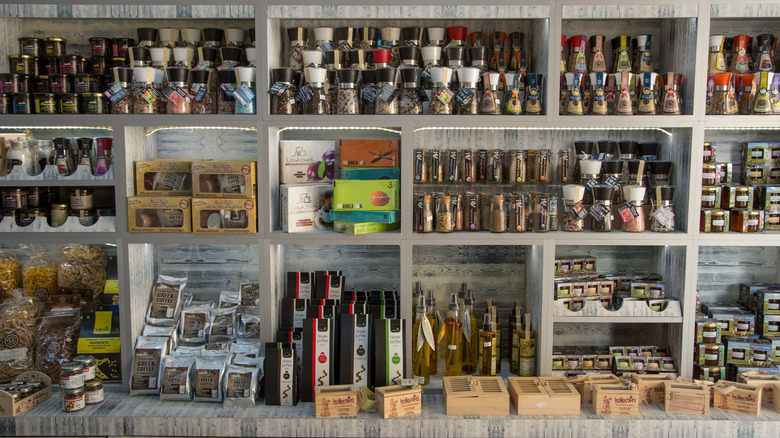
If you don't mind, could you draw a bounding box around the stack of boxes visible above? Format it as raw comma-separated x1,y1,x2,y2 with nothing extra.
700,142,780,232
128,160,257,233
279,140,337,233
551,345,676,377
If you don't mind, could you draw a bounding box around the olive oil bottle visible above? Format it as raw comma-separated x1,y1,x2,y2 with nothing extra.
461,289,478,374
444,293,463,376
412,294,434,385
478,313,497,376
426,290,438,375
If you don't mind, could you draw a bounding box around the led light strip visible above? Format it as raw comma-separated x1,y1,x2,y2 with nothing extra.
0,126,112,130
413,126,674,137
276,126,402,134
146,126,257,135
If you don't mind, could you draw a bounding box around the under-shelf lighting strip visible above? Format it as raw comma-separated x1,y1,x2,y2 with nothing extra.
146,126,257,135
413,126,674,137
276,126,402,134
0,126,112,131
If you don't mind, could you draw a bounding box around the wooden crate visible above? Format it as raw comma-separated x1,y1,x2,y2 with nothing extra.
569,374,623,404
592,385,640,416
0,371,52,417
631,374,675,404
443,376,509,415
314,384,359,418
508,377,580,415
375,385,422,419
713,381,762,416
737,371,780,404
664,382,711,415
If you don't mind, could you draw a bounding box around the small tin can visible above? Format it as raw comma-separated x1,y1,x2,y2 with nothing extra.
19,37,42,57
9,55,34,75
74,74,102,93
18,75,34,93
49,74,73,93
34,93,56,113
26,379,43,394
43,37,66,57
73,355,97,381
59,55,86,75
89,57,109,75
112,38,134,58
39,56,58,75
0,73,19,93
61,387,85,412
110,57,127,68
79,93,107,114
12,92,31,114
35,76,50,93
84,378,104,404
17,385,33,399
89,37,112,58
60,362,85,389
58,93,80,114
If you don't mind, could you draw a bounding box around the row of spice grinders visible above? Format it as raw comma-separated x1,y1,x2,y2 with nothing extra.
60,355,104,412
560,34,657,75
0,376,47,406
707,34,777,75
413,191,558,233
560,71,683,115
3,137,112,177
705,71,780,115
413,148,560,184
271,66,544,115
284,26,532,71
134,27,255,49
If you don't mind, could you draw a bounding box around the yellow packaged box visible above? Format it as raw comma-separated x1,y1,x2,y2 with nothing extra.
191,161,257,199
442,376,509,415
737,371,780,403
592,384,640,415
663,382,711,415
0,371,51,417
314,384,359,418
127,196,192,232
134,160,192,196
191,198,257,234
507,377,580,415
631,374,675,404
569,374,623,404
713,380,762,415
375,385,422,418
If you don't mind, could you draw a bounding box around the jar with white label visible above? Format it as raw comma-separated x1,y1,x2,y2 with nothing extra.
702,164,717,186
60,362,85,389
73,355,96,381
84,378,104,404
701,186,719,209
70,189,93,210
702,322,718,343
704,345,720,366
61,387,85,412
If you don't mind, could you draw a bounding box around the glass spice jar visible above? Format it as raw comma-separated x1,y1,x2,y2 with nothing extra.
481,72,502,115
527,149,551,183
562,184,586,232
701,186,719,209
234,66,256,114
414,193,433,233
464,192,480,231
269,67,296,115
374,67,399,115
621,186,646,232
165,67,191,114
302,67,328,115
558,150,572,183
360,69,377,114
737,74,754,115
508,193,526,232
436,195,453,233
189,69,213,114
702,164,717,186
531,193,550,232
451,193,463,231
591,186,615,232
132,66,159,114
710,73,736,115
456,67,480,115
479,193,491,231
507,150,526,184
398,67,422,114
429,67,454,114
489,195,506,233
336,68,359,115
107,67,133,114
287,27,308,71
326,69,339,115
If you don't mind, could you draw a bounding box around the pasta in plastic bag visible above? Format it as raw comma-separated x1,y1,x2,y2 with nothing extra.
0,289,40,382
57,244,107,300
23,252,58,299
34,308,81,383
0,250,20,298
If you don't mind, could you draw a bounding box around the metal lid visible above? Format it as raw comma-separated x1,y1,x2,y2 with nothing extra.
61,362,84,374
74,354,96,366
84,378,103,389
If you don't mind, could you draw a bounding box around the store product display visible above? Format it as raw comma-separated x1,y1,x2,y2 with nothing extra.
552,345,676,376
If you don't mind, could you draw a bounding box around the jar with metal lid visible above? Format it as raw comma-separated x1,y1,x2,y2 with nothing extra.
84,378,104,404
43,37,66,57
734,186,752,209
465,192,480,231
90,56,109,76
79,93,107,114
374,67,399,115
70,189,93,210
4,189,27,210
62,387,85,412
73,209,96,226
234,66,256,114
531,193,551,232
702,322,718,344
50,204,68,227
746,210,762,233
414,194,433,233
6,390,20,402
38,57,57,76
703,142,715,163
269,68,296,115
489,195,506,233
507,193,526,232
704,345,720,366
89,37,111,58
527,149,551,183
106,67,133,114
702,164,717,186
0,73,19,93
701,186,719,209
73,355,96,381
34,93,56,114
113,38,134,59
436,195,453,233
60,362,85,389
19,38,41,57
58,93,80,114
429,67,454,114
301,67,327,115
650,186,675,232
591,186,614,232
17,385,33,399
562,185,586,232
12,92,31,114
74,74,101,94
479,193,491,231
9,55,34,75
707,210,727,232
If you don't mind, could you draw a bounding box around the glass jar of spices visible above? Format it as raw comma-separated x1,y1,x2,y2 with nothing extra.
436,195,453,233
189,69,213,114
562,185,586,232
302,67,327,115
374,67,399,115
398,67,422,115
429,67,453,115
489,195,506,233
336,68,360,115
591,186,615,232
621,186,646,232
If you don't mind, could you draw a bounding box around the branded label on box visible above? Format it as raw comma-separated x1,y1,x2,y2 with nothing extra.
695,343,724,366
302,318,335,403
632,374,675,404
329,210,400,224
340,167,400,180
191,198,257,233
281,299,308,329
664,382,710,415
280,140,337,184
264,342,298,406
376,385,422,418
339,139,399,167
334,220,400,235
135,160,192,196
333,179,399,211
725,336,754,365
286,272,313,299
593,385,639,415
338,314,371,389
280,183,334,232
127,196,192,232
315,384,359,418
373,319,405,387
713,381,762,415
191,161,257,198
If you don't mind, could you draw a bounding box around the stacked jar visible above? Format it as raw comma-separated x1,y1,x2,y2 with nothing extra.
60,355,103,412
0,375,47,408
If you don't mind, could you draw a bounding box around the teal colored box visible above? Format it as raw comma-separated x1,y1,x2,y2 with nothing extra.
333,220,401,235
340,167,400,180
333,179,399,211
329,210,400,224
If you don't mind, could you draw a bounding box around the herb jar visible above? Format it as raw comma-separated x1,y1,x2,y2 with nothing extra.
436,195,453,233
621,186,646,232
217,69,238,115
73,355,96,381
43,37,66,57
287,27,308,70
327,69,338,115
508,193,526,232
591,186,615,232
451,193,463,231
61,387,85,412
12,92,31,114
702,209,727,232
84,378,104,404
503,71,523,115
563,72,584,115
429,67,453,114
702,164,718,187
190,69,213,115
614,71,634,115
702,142,715,164
481,72,502,115
50,204,68,227
79,93,107,114
33,93,56,114
443,149,459,183
558,150,572,183
360,69,377,114
19,38,41,57
479,193,491,231
710,73,736,115
562,185,586,232
336,68,359,115
60,362,85,389
464,192,480,231
487,149,503,183
107,67,133,114
527,149,551,183
636,71,658,115
0,74,19,93
506,150,526,184
165,67,191,114
70,189,94,210
702,322,718,344
737,74,754,115
413,148,427,182
414,194,433,233
531,193,550,232
132,66,158,114
302,67,327,115
269,68,296,115
9,55,34,75
455,67,480,115
489,195,506,233
398,67,422,115
374,67,399,115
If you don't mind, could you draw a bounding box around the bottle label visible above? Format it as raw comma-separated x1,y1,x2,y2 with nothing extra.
296,84,315,103
268,82,289,96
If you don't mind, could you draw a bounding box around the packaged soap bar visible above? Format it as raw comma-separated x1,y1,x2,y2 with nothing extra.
333,179,399,211
280,140,337,184
280,183,334,232
339,139,399,167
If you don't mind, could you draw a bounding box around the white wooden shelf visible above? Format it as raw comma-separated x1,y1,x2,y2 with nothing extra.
553,316,684,323
698,233,780,247
270,230,402,246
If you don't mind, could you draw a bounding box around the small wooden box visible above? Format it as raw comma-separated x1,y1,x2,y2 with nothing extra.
0,371,52,417
442,376,510,415
631,374,675,404
375,385,422,418
570,374,623,404
592,385,640,415
738,371,780,403
713,380,762,416
314,384,359,418
664,382,711,415
508,377,580,415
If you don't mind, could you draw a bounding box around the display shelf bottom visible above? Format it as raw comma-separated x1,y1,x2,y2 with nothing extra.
3,389,779,437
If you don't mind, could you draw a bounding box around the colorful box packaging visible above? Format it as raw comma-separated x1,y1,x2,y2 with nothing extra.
339,139,399,167
280,183,334,232
333,220,400,235
191,161,256,198
280,140,337,184
329,209,400,224
127,196,192,232
340,167,400,180
191,198,257,233
135,160,192,196
372,318,406,387
333,179,399,211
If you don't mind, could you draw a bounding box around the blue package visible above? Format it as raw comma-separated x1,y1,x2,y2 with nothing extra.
329,210,400,224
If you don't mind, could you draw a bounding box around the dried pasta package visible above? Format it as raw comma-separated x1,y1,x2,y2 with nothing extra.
209,307,237,340
239,283,259,306
145,275,187,326
179,303,212,344
34,308,81,383
0,251,20,298
193,355,227,402
0,290,41,382
22,253,58,300
160,355,194,401
57,244,107,300
218,291,240,309
59,244,107,266
237,311,261,340
223,363,259,408
130,335,168,396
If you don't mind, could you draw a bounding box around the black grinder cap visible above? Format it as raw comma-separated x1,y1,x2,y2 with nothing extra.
347,50,369,66
324,50,343,67
360,27,379,42
402,27,423,44
166,67,189,83
656,186,675,202
638,142,659,158
217,69,236,84
648,160,673,175
130,46,150,62
591,186,614,202
203,28,224,44
468,46,487,63
757,34,774,51
598,140,618,157
375,67,397,83
336,68,359,84
221,47,243,63
190,69,211,84
445,46,465,63
335,27,355,42
249,28,255,44
399,46,420,61
272,67,296,84
573,141,595,155
400,67,419,85
600,160,624,175
137,28,158,43
287,27,308,43
619,140,638,156
627,159,644,174
112,67,134,83
361,69,376,84
327,69,337,85
197,47,217,63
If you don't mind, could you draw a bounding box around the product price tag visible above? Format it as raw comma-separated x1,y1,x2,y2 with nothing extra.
234,84,255,105
617,204,639,222
436,87,454,105
416,87,429,103
190,83,208,102
378,84,399,103
290,45,303,62
361,85,377,103
267,82,289,96
296,84,315,103
422,67,432,82
141,86,158,104
453,88,475,107
104,83,128,104
220,83,236,101
651,205,675,227
584,177,599,192
603,174,621,187
195,61,210,70
318,41,334,52
589,201,609,222
569,201,588,220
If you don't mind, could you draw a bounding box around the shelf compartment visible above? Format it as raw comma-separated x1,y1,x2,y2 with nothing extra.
0,215,116,233
552,298,682,319
697,245,780,304
0,164,114,184
553,316,683,323
563,4,699,19
270,230,401,246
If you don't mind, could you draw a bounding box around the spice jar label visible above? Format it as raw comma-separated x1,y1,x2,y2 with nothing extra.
318,41,334,52
584,177,599,192
268,82,290,96
436,88,454,105
234,84,255,105
296,84,315,103
290,46,304,63
618,204,639,222
360,85,377,103
589,202,609,222
105,83,128,104
569,201,588,220
651,206,674,227
378,84,399,103
603,175,620,187
190,84,208,102
454,88,475,107
416,87,429,102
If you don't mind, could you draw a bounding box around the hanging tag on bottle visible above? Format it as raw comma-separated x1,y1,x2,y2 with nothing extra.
584,177,599,192
436,87,454,104
453,88,474,107
460,309,471,343
141,86,158,104
378,84,399,102
570,201,589,220
267,81,289,96
418,317,435,352
318,41,334,52
104,83,128,104
415,87,429,103
190,83,208,102
618,204,639,222
603,174,620,187
234,83,255,105
651,206,674,227
360,85,377,103
589,201,609,222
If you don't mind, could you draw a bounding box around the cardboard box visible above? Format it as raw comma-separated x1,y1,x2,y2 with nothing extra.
744,143,771,165
340,167,400,180
569,374,623,404
713,381,762,415
333,179,400,211
301,318,335,403
727,363,778,381
695,319,722,343
738,371,780,403
375,385,422,418
721,185,754,210
280,140,337,184
0,371,51,417
286,272,313,299
264,342,299,406
663,382,711,415
314,384,359,418
725,336,754,365
191,198,257,233
372,318,405,387
757,290,780,316
740,283,780,309
127,196,192,232
730,209,764,233
442,376,510,415
758,314,780,337
764,336,780,361
333,220,400,235
339,139,399,167
338,314,371,389
280,183,334,232
280,299,308,329
756,185,780,211
135,160,192,196
329,209,400,224
694,364,724,382
191,161,257,198
592,384,640,415
507,377,580,415
631,374,675,403
695,343,725,366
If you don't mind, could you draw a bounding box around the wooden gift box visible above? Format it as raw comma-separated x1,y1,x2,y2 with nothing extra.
592,384,640,415
314,384,359,418
713,380,762,416
631,374,676,404
508,377,580,415
375,385,422,418
569,374,623,404
0,371,52,417
737,371,780,403
663,382,711,415
442,376,509,415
